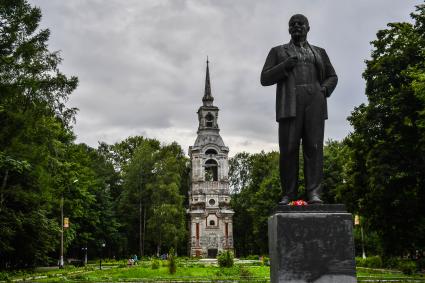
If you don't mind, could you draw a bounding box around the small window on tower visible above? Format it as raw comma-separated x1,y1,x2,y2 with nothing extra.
209,220,215,226
205,112,214,127
209,199,216,206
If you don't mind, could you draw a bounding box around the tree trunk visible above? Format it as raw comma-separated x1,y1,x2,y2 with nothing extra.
157,232,162,257
139,197,142,257
0,169,8,211
142,207,146,257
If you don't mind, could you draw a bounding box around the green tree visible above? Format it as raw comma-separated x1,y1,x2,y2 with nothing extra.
146,143,187,256
322,139,347,204
231,151,281,256
62,143,120,260
168,247,176,274
118,138,188,257
247,151,281,255
346,4,425,257
228,152,251,194
0,0,78,267
230,143,351,256
118,137,160,257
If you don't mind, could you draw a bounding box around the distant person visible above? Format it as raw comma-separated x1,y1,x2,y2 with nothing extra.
127,258,134,266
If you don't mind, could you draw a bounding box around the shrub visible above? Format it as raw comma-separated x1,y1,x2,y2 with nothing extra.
381,257,419,274
218,250,234,268
398,260,417,275
366,256,382,268
417,257,425,272
215,267,236,277
239,266,253,278
383,257,400,269
355,256,382,268
168,248,177,274
355,257,364,267
151,258,160,269
0,272,9,281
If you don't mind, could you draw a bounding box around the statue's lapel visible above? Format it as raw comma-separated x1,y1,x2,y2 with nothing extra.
310,45,324,81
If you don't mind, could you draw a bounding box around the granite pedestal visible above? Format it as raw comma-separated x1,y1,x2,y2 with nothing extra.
268,204,357,283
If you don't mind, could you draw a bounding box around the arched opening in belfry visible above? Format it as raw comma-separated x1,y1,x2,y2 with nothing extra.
205,112,214,127
205,159,218,181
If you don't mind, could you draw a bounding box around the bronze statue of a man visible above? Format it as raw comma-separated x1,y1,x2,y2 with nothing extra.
261,14,338,205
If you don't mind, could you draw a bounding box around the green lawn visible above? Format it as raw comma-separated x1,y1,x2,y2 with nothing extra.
357,267,425,282
2,261,424,282
29,264,268,282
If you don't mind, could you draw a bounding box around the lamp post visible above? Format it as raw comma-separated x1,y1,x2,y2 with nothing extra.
100,242,106,270
360,223,366,259
82,246,88,266
59,196,64,269
354,215,366,259
59,179,78,269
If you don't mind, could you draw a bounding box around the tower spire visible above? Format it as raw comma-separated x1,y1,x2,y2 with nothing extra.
202,57,214,106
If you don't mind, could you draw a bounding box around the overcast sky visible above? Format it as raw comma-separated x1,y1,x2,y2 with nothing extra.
29,0,422,156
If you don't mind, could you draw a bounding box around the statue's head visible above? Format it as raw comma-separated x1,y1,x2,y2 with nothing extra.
288,14,310,41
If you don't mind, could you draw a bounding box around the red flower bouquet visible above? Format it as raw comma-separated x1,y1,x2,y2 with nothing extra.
289,200,308,206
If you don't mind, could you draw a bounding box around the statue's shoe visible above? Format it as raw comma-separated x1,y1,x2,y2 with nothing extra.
307,195,323,204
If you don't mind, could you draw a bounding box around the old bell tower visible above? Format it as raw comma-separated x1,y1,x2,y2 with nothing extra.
188,59,234,258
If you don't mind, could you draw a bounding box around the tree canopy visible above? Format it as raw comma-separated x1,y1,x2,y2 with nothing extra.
0,0,79,267
344,4,425,257
0,0,189,267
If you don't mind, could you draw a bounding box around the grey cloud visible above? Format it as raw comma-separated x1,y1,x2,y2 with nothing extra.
30,0,423,154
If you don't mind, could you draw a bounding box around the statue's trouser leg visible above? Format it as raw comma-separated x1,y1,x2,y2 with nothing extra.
302,84,325,199
278,120,300,199
278,87,308,199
